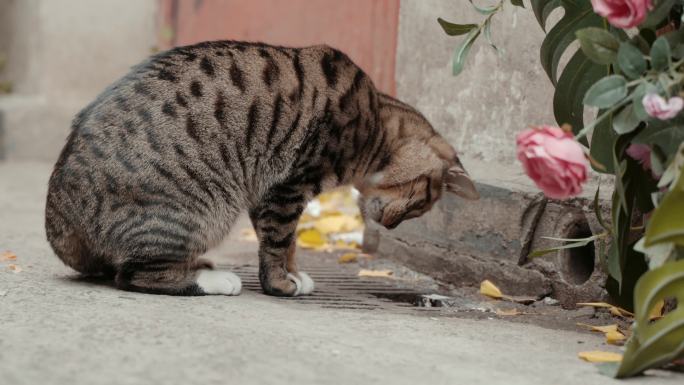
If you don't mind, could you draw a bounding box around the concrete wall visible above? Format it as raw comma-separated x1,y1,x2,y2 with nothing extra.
396,0,556,166
0,0,158,161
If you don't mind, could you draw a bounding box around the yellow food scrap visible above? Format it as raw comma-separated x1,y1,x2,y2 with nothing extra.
297,229,328,249
338,253,358,264
314,214,362,234
578,351,623,363
358,269,393,278
480,280,503,299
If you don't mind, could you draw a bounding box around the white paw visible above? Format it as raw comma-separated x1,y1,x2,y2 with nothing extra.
196,270,242,296
287,272,315,296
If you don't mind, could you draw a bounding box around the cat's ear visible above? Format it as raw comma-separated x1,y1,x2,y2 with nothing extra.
445,164,479,200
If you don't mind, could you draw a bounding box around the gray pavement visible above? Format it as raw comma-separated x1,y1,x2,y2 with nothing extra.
1,162,681,385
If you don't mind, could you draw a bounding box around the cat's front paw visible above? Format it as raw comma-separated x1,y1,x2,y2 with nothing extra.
287,272,314,296
196,270,242,296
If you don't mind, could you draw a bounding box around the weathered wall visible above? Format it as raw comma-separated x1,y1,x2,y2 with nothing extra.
0,0,158,161
396,0,556,165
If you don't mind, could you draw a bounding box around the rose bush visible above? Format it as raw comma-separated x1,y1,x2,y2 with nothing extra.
439,0,684,378
516,126,588,199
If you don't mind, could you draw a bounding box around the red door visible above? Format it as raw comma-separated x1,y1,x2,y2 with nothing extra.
158,0,400,94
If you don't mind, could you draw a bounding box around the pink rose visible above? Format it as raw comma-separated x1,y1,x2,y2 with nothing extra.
626,143,652,170
626,143,662,178
642,93,684,120
517,126,589,199
591,0,652,28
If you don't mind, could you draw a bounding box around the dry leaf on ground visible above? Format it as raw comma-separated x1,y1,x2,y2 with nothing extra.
605,330,626,345
358,269,393,278
7,264,22,273
1,251,17,261
578,351,623,363
577,323,628,345
648,300,665,320
577,302,634,318
480,280,536,304
338,253,358,264
577,323,619,333
480,280,503,299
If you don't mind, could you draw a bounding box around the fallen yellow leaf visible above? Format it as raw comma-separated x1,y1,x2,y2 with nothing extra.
578,351,623,363
480,280,503,299
605,330,626,345
358,269,393,278
495,308,521,316
648,300,665,320
577,302,634,318
7,264,22,273
577,323,619,333
331,240,360,250
314,214,362,234
297,229,327,249
338,253,358,264
1,251,17,261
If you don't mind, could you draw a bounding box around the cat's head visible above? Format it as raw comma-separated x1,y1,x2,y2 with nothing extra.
357,138,478,229
357,97,478,229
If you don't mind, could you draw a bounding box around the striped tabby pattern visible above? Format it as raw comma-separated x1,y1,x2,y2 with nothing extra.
45,41,478,297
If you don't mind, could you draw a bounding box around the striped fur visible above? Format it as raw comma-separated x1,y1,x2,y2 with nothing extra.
45,41,477,297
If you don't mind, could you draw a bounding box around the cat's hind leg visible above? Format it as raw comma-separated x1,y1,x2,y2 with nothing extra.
115,257,241,296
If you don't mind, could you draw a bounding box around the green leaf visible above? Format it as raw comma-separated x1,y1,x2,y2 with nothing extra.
613,104,641,134
617,43,647,79
528,239,594,259
584,75,628,108
616,259,684,378
469,0,499,15
645,167,684,246
437,18,478,36
650,36,671,71
452,29,481,76
539,0,603,84
554,50,609,137
510,0,525,7
591,109,618,174
531,0,563,31
640,0,678,29
631,82,659,120
576,27,619,65
607,242,622,285
594,185,612,232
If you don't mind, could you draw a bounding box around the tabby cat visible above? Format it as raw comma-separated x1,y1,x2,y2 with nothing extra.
45,41,479,297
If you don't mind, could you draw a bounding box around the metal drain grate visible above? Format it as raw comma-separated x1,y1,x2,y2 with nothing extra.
217,264,440,313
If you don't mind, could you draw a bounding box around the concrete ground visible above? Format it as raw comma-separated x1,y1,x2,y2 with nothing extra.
1,162,681,385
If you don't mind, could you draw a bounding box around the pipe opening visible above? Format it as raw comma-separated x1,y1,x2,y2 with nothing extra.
561,219,595,285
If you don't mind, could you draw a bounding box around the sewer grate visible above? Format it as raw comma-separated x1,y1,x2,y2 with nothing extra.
217,264,440,313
